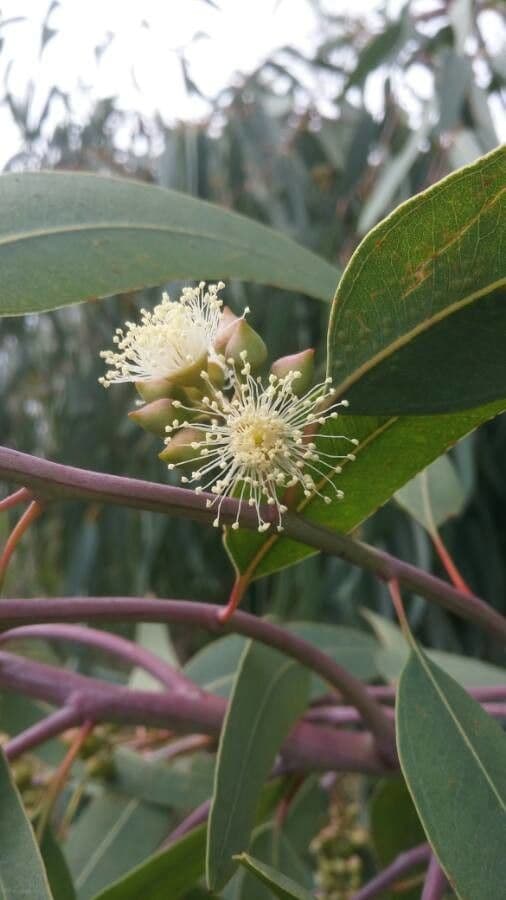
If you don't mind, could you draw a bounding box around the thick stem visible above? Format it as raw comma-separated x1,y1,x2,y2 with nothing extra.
0,446,503,641
0,597,396,761
350,843,430,900
0,650,388,775
421,855,448,900
0,624,198,695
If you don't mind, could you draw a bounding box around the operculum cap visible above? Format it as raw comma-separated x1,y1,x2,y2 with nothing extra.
225,319,267,370
270,348,315,394
135,378,174,402
159,427,202,465
129,398,182,437
214,306,240,353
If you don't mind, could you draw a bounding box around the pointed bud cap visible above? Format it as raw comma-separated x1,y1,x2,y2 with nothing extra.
129,398,184,437
214,306,240,353
225,319,267,370
270,348,315,394
135,378,174,402
159,427,202,465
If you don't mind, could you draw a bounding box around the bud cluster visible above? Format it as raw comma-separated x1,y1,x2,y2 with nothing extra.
100,283,357,532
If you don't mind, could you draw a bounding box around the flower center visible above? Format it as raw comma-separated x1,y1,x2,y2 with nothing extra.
229,412,287,470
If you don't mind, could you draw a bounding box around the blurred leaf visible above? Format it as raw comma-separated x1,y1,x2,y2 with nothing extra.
357,116,431,235
0,748,54,899
370,778,425,900
282,777,328,859
92,824,207,900
225,398,506,580
397,642,506,898
436,52,472,132
394,454,467,531
234,853,313,900
206,642,310,890
64,792,170,899
363,609,506,686
344,22,404,92
328,147,506,414
0,173,339,317
0,692,66,767
129,622,179,692
113,747,214,810
40,826,76,900
184,624,378,701
184,635,246,698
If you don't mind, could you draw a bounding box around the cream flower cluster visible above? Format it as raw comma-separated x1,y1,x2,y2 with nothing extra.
100,282,357,532
99,282,224,387
166,358,357,532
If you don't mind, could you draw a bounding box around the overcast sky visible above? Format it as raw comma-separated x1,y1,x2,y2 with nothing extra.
0,0,407,167
0,0,503,170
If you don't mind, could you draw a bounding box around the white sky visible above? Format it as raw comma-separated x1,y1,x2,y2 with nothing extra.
0,0,503,170
0,0,357,167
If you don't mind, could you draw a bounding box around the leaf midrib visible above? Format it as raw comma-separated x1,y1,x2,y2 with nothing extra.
211,658,298,876
74,798,139,889
411,645,506,810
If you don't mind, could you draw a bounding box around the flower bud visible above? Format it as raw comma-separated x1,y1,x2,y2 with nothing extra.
135,378,174,402
159,426,203,466
225,319,267,370
214,305,240,353
270,348,315,394
129,398,182,437
206,359,225,388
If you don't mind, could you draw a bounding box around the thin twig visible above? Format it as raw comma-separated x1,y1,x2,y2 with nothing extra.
350,843,431,900
421,855,448,900
35,720,94,842
0,487,31,512
4,707,81,760
0,623,198,695
0,499,44,589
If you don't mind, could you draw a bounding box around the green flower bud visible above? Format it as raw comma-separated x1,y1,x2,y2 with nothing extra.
135,378,174,402
225,319,267,370
129,398,183,437
214,305,241,353
270,348,315,394
159,426,203,466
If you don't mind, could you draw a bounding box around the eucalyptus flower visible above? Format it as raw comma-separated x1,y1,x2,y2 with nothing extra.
164,355,358,532
99,281,225,388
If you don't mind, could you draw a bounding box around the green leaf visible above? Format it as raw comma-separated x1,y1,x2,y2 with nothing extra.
64,792,170,899
328,146,506,414
236,823,313,900
92,824,206,900
234,854,314,900
225,399,505,580
206,642,310,890
394,454,467,531
363,609,506,687
0,172,339,317
184,625,378,700
0,748,54,899
370,778,425,900
397,643,506,898
112,748,214,811
344,22,404,92
40,827,76,900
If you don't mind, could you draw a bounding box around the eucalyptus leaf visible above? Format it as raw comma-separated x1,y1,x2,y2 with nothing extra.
0,748,54,900
397,643,506,898
234,854,314,900
0,172,339,317
394,454,467,531
328,146,506,414
64,792,170,899
206,642,310,890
